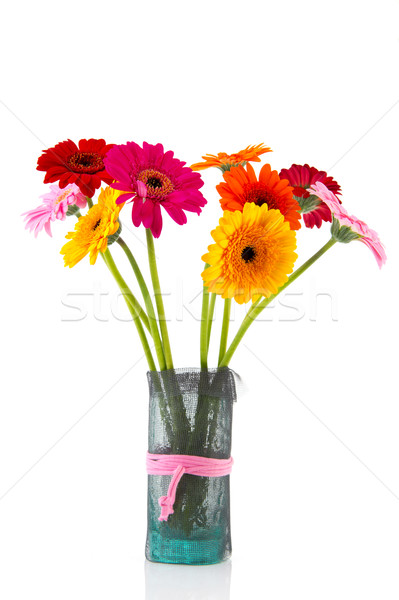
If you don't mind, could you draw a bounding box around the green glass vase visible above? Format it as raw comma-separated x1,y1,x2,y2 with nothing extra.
145,367,236,565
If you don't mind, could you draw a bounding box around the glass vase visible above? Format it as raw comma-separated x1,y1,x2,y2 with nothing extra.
145,367,237,565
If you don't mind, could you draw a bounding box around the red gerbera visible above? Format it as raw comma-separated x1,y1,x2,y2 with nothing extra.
37,138,114,198
279,164,341,229
217,163,301,230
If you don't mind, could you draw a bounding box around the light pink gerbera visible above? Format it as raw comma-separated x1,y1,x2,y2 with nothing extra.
309,182,387,268
22,184,87,237
104,141,206,238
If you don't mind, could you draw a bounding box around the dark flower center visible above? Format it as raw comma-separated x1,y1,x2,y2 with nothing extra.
93,218,101,231
241,246,256,263
68,152,104,173
137,169,174,200
147,176,163,189
244,182,278,209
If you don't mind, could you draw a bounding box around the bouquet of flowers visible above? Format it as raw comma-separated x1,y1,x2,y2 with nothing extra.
24,139,386,565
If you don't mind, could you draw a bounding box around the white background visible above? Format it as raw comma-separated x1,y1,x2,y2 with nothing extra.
1,0,399,598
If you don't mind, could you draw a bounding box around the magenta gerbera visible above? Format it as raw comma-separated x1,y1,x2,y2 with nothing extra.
279,164,341,229
104,142,206,237
22,184,87,237
309,182,387,268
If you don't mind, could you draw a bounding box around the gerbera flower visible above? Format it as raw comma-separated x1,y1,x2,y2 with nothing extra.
279,164,341,229
104,141,206,238
217,163,301,230
61,187,123,267
37,138,114,198
191,143,271,172
22,184,87,237
202,203,298,304
310,182,387,268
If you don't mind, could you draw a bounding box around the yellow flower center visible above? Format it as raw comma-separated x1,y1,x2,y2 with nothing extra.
56,189,72,204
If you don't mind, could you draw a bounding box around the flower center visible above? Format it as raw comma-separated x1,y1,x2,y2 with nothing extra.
137,169,173,200
68,152,104,173
147,176,163,188
93,218,101,231
224,225,281,288
241,246,256,263
56,189,71,204
244,182,278,209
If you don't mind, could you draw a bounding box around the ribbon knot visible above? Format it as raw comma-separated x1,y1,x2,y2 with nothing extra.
146,453,233,522
157,464,186,521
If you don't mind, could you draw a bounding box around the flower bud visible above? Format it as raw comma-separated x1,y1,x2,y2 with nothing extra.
107,221,122,245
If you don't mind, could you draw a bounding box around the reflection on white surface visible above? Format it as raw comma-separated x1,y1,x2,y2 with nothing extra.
145,559,232,600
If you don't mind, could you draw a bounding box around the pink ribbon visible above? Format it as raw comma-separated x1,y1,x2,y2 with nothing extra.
146,452,234,522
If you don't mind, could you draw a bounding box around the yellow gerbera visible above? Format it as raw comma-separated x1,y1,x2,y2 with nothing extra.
202,203,298,304
61,187,124,268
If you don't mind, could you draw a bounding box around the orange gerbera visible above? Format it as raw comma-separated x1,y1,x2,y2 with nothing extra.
217,163,301,230
191,143,271,172
202,203,297,304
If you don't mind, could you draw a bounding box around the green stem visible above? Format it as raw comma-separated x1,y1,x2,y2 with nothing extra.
245,295,262,321
219,237,337,367
200,266,210,369
102,249,156,371
206,293,217,354
74,212,151,341
117,237,166,371
218,298,231,366
102,250,150,334
86,196,93,209
145,229,174,370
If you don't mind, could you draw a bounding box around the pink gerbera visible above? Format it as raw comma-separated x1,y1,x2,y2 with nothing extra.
279,164,341,228
22,184,87,237
309,182,387,268
104,142,206,238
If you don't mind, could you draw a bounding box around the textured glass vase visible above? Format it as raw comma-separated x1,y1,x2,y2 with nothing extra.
145,367,237,565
